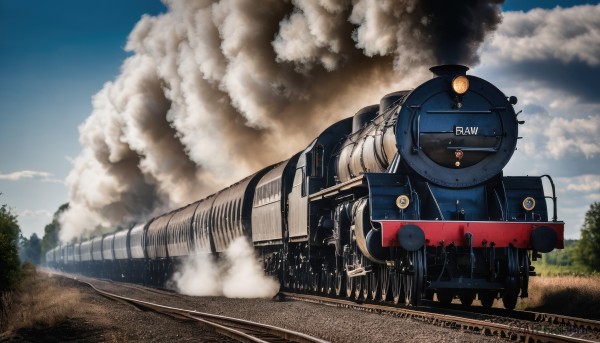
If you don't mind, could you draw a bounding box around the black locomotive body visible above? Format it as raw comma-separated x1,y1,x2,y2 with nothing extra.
47,65,564,310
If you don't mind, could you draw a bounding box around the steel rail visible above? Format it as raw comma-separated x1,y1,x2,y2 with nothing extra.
418,297,600,334
531,312,600,333
78,279,328,343
434,302,600,333
282,292,597,343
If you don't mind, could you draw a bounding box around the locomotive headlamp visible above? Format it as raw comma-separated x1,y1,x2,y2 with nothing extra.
452,75,469,95
522,197,536,211
396,195,410,210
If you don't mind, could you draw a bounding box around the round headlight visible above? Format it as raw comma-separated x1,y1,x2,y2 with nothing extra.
396,195,410,210
452,75,469,95
522,197,536,211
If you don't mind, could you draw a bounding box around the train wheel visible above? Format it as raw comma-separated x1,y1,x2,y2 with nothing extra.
403,250,424,306
458,290,476,307
319,268,326,294
284,266,291,289
310,267,318,292
362,275,369,300
369,267,379,301
437,290,453,305
392,271,402,304
293,266,300,291
361,257,370,300
479,291,496,308
335,270,344,296
521,251,530,298
503,278,519,310
354,276,363,300
302,265,309,292
345,273,354,298
502,247,520,310
298,266,309,292
379,266,390,302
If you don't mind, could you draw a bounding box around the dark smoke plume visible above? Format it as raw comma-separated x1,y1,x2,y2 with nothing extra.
60,0,504,240
423,0,504,64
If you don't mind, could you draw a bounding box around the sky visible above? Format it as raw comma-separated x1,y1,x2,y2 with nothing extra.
0,0,598,240
0,0,166,238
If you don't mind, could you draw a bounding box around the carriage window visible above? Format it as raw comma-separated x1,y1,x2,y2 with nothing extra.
312,145,324,177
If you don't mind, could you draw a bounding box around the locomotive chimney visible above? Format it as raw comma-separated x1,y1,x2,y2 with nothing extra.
430,64,469,78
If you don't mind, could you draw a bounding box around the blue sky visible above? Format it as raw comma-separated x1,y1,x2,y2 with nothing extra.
0,0,598,240
0,0,166,237
502,0,597,10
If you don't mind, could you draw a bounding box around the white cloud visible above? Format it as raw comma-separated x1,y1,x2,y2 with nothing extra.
585,193,600,201
0,170,51,181
484,5,600,66
0,170,64,184
476,5,600,239
519,114,600,160
559,175,600,192
17,209,53,219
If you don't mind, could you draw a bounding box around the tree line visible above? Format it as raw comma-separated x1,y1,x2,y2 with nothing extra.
0,200,67,293
537,202,600,275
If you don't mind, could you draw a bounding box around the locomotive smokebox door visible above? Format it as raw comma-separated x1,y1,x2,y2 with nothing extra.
396,65,518,188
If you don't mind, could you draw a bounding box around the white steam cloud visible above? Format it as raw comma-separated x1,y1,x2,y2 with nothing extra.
172,237,279,298
60,0,504,241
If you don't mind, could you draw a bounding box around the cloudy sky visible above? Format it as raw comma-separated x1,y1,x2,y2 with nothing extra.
0,0,598,240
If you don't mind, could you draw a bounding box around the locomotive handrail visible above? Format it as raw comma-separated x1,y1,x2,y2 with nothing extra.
445,146,498,152
385,153,401,174
541,174,558,222
410,105,421,153
426,110,493,114
309,175,365,201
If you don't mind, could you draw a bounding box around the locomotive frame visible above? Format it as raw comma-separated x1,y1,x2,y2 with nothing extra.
47,65,564,310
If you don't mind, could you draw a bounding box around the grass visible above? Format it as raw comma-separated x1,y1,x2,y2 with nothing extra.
436,273,600,317
521,275,600,319
0,264,82,334
531,260,591,277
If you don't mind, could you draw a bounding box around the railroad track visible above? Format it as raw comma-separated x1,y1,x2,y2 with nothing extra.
97,277,177,297
51,270,599,342
281,292,599,343
67,276,328,343
425,300,600,333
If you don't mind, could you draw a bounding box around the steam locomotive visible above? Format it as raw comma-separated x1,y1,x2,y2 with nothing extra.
46,65,564,310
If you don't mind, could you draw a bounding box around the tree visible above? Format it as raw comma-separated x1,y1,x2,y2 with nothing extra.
41,203,68,262
574,202,600,273
0,204,21,292
19,233,41,265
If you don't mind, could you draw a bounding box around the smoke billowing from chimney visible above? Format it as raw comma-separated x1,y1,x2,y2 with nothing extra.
60,0,504,240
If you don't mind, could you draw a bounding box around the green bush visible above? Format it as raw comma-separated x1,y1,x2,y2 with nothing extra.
0,205,21,293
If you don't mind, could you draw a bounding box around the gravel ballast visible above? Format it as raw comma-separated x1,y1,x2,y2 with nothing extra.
80,276,503,342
